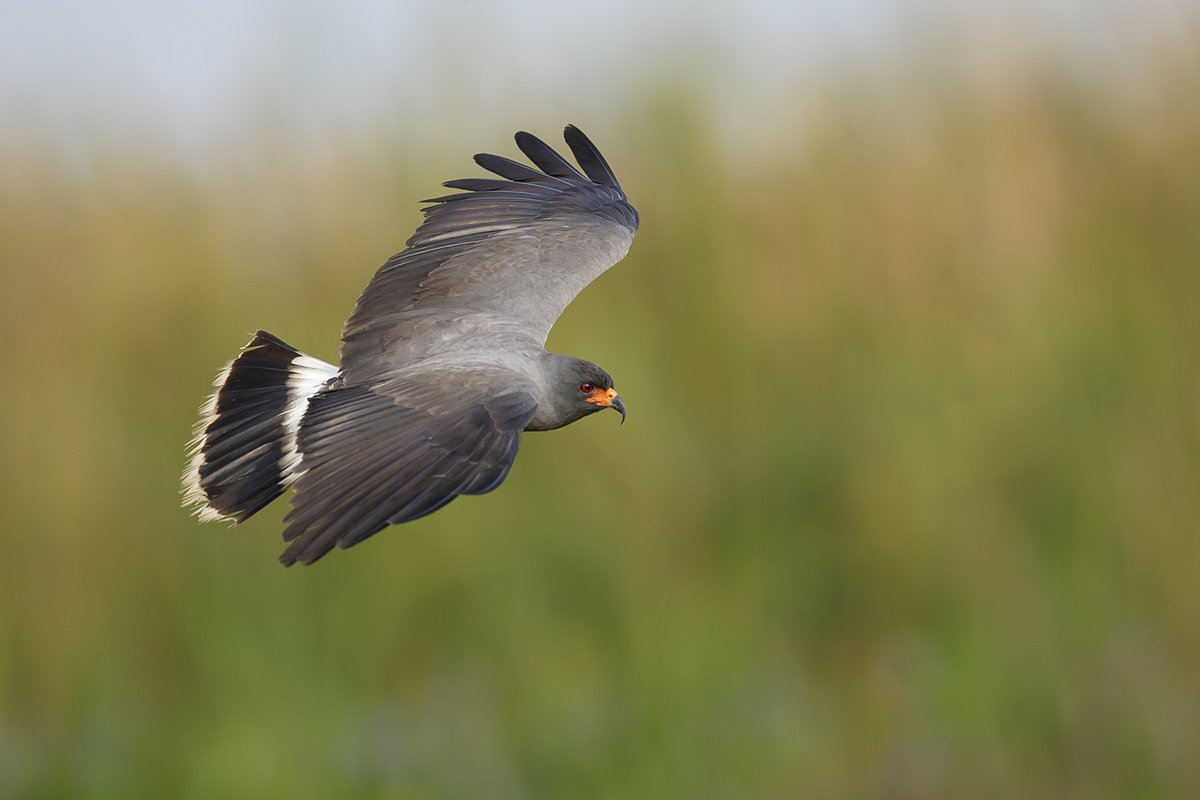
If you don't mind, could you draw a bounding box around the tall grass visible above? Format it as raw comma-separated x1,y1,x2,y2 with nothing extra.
1,44,1198,798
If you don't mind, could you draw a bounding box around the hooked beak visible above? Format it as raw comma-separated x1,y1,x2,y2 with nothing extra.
585,386,627,424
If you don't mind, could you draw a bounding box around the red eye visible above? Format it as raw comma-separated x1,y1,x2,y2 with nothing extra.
579,382,595,394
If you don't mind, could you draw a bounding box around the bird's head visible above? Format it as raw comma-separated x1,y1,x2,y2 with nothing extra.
572,360,626,424
528,355,626,431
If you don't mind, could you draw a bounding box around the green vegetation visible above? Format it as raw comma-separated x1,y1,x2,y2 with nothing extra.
2,49,1198,798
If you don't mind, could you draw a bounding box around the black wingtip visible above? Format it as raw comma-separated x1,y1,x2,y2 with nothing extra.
514,130,587,180
466,126,624,194
472,151,548,183
562,124,622,191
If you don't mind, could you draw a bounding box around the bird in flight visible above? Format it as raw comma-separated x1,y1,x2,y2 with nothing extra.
183,125,637,565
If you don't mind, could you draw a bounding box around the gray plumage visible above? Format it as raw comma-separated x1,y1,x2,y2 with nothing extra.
183,125,637,565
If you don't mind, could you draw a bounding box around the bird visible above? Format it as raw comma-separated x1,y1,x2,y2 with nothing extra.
182,125,637,566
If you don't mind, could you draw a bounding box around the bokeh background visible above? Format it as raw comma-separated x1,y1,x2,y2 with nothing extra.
3,1,1199,797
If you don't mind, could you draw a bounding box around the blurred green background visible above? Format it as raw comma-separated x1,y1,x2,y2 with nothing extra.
2,2,1199,797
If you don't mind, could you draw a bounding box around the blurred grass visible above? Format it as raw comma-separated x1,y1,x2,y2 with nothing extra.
2,41,1200,799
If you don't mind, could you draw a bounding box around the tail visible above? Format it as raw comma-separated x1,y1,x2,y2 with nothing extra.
182,330,339,524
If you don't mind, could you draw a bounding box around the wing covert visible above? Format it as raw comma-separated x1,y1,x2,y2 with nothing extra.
339,126,638,382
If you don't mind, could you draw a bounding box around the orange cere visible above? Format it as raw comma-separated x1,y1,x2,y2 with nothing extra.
584,387,618,407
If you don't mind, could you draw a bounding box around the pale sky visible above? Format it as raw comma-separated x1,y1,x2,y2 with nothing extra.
1,0,1192,158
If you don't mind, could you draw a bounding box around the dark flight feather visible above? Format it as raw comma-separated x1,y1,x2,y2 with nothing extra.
279,381,537,565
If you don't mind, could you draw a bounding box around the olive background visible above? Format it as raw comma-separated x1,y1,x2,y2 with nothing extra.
1,4,1198,797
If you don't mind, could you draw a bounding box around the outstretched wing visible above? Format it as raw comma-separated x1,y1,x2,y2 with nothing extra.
340,125,638,382
279,372,538,565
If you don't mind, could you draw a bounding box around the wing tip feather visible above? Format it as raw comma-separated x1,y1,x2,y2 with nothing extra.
562,124,622,191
